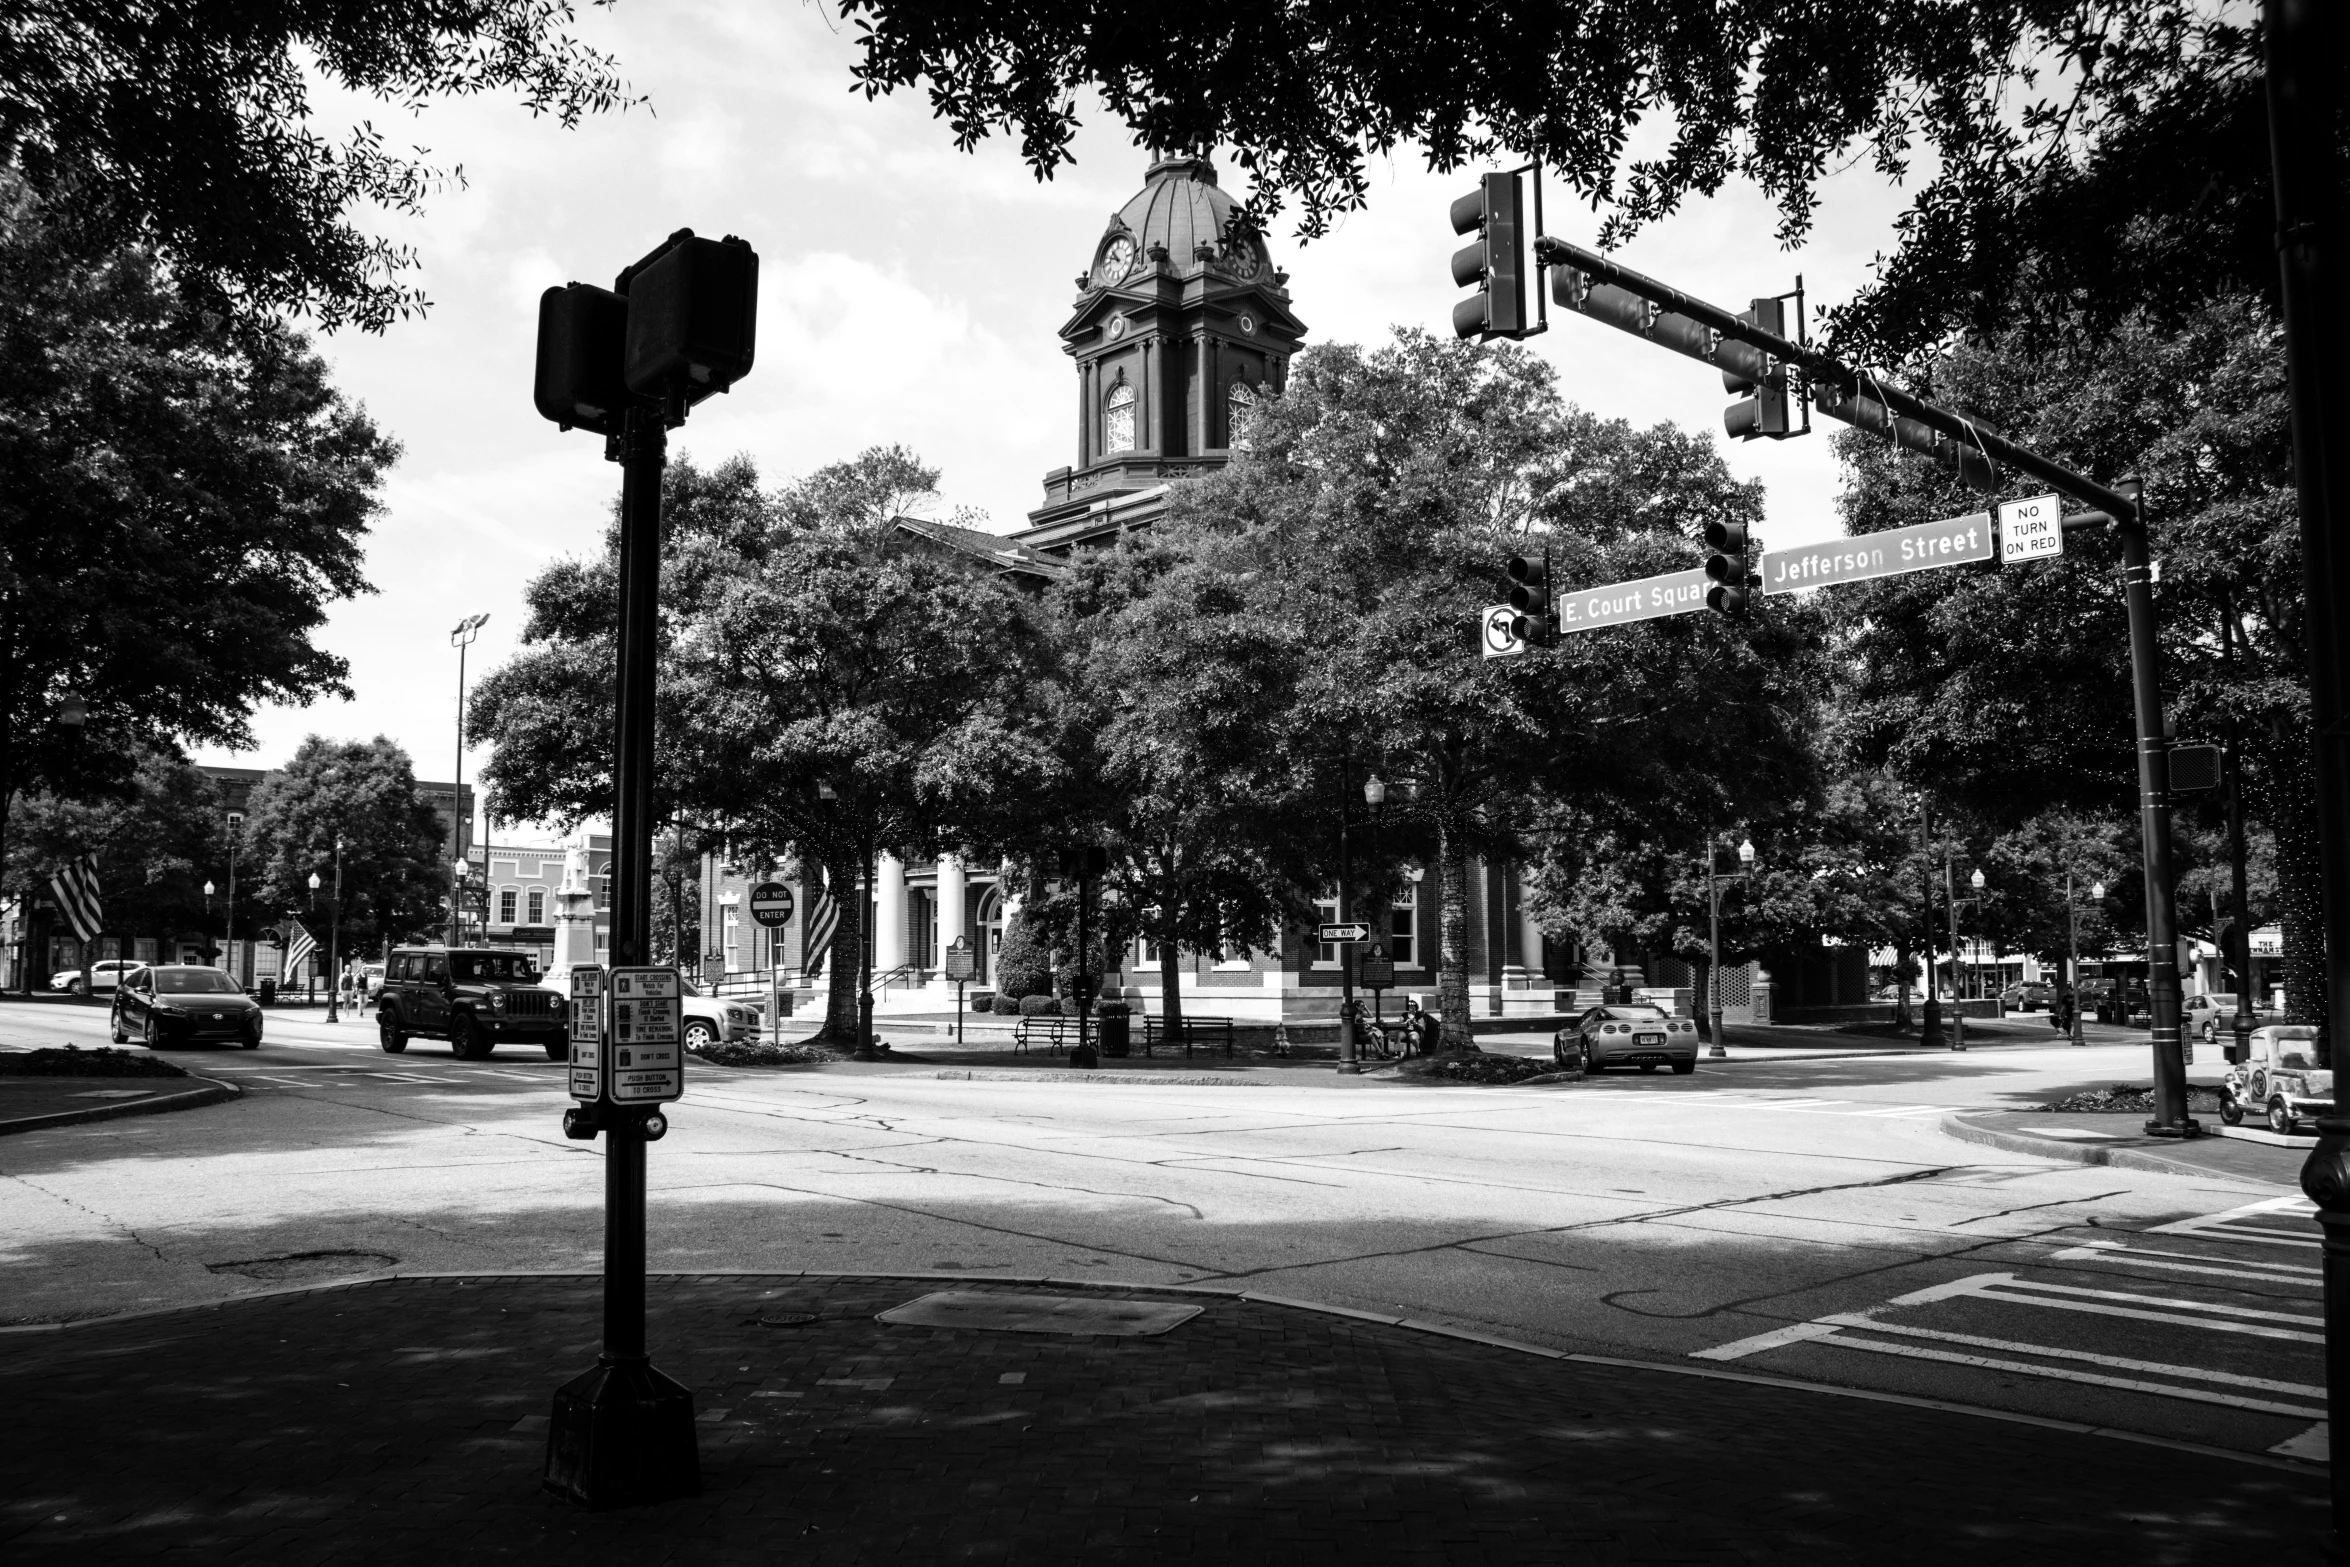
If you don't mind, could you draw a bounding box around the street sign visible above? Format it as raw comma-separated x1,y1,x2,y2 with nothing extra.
1317,922,1372,943
943,937,978,982
1760,511,1993,595
1358,954,1396,988
1556,567,1710,635
747,882,795,928
1480,604,1527,658
606,966,683,1104
1997,493,2063,563
567,965,603,1100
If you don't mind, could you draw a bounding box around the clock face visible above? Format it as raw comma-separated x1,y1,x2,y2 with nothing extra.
1237,313,1258,336
1105,314,1129,340
1097,235,1137,284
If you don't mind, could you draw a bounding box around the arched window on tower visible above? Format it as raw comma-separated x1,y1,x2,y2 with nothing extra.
1227,380,1258,451
1105,379,1136,453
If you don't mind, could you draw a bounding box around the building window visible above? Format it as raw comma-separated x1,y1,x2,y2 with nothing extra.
593,861,611,908
1390,897,1418,968
528,889,545,924
1105,380,1136,453
498,889,517,924
1227,379,1256,449
724,906,740,969
1312,894,1341,968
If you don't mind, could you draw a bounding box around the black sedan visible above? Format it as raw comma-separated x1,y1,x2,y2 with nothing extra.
1554,1004,1700,1075
112,965,263,1049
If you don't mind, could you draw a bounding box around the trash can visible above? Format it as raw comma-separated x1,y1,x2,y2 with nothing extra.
1098,1008,1130,1058
258,977,277,1005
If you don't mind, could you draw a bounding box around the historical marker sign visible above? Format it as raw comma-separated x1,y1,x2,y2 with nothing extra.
1761,512,1993,595
1480,605,1527,659
1555,568,1710,635
1997,493,2063,564
1358,953,1396,988
606,966,683,1104
747,882,796,928
568,965,603,1101
943,937,978,982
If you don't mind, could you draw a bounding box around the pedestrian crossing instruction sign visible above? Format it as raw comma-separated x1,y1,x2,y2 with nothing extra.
605,966,683,1104
567,966,603,1100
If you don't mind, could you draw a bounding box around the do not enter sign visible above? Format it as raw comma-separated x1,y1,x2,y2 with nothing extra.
748,883,796,928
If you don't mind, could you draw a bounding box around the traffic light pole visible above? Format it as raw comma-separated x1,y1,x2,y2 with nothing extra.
1528,234,2194,1132
544,401,699,1510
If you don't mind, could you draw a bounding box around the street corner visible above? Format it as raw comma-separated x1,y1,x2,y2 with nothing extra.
1940,1106,2308,1187
0,1046,240,1136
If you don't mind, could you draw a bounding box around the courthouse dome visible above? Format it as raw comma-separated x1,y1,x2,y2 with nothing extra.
1082,154,1277,291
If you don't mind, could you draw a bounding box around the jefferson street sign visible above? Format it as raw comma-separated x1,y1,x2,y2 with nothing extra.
1317,922,1372,943
1760,511,1992,596
1555,567,1710,635
1998,493,2063,563
747,882,795,928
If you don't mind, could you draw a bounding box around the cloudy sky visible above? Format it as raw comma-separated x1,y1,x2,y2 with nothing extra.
193,3,1923,823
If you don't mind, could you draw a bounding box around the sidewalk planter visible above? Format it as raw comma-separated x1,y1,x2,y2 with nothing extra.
1097,1003,1131,1058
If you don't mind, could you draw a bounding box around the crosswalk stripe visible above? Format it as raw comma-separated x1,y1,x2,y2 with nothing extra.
1821,1336,2326,1420
1992,1275,2323,1326
1814,1314,2327,1399
2053,1241,2319,1285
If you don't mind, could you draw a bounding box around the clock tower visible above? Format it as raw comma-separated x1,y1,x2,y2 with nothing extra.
1012,153,1307,552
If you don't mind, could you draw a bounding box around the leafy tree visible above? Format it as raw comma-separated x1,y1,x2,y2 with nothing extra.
239,736,451,957
3,2,637,330
0,185,394,961
1158,329,1820,1047
7,745,234,966
1822,293,2316,1022
473,449,1053,1047
841,2,2300,357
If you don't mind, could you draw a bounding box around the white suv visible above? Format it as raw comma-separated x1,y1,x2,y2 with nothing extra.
540,966,760,1051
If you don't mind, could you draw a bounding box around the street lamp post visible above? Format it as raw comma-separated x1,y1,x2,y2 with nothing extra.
1945,864,1985,1052
203,881,215,964
1917,797,1947,1049
324,838,345,1023
449,613,489,946
1703,836,1755,1058
224,811,244,984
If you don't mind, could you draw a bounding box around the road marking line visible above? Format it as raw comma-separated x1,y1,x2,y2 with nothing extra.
1819,1337,2326,1420
1812,1314,2327,1399
2053,1242,2319,1284
1968,1287,2323,1344
1740,1099,1848,1112
2272,1421,2329,1462
1990,1276,2323,1326
1690,1320,1845,1360
2148,1196,2317,1249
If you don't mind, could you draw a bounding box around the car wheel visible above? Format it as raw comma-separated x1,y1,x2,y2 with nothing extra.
544,1034,569,1063
240,1031,261,1050
1580,1042,1601,1077
684,1020,718,1053
110,1008,128,1045
378,1009,408,1054
1553,1037,1570,1068
2202,1021,2216,1046
142,1013,160,1050
451,1014,494,1061
2220,1096,2244,1127
2270,1096,2296,1136
1671,1060,1695,1075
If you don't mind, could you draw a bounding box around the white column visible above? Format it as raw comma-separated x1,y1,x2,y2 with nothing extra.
936,854,968,955
1516,881,1544,986
875,853,908,971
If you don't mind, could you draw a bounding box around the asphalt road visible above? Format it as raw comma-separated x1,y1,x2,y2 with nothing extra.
0,997,2318,1467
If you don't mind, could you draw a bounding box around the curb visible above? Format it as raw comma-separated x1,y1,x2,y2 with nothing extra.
0,1075,240,1137
1939,1111,2292,1188
0,1265,2318,1479
933,1069,1279,1087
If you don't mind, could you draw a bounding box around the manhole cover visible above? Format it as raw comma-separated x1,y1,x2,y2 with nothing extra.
878,1290,1201,1337
204,1249,396,1282
756,1313,819,1328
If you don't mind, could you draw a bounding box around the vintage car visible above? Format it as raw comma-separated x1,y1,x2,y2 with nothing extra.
2220,1025,2331,1134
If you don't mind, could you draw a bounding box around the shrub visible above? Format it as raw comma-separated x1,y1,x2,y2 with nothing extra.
996,909,1053,999
1018,993,1060,1017
991,994,1021,1016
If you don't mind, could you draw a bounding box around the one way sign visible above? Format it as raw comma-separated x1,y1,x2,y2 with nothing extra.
1316,922,1372,943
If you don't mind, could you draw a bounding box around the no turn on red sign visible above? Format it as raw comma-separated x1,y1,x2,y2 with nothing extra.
1998,493,2063,563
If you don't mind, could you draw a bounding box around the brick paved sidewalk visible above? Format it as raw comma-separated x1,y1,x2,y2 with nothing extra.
0,1275,2325,1565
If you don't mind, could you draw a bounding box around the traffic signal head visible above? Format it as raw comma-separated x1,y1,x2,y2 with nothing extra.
1449,173,1526,342
1703,521,1759,616
1503,552,1558,646
619,230,760,412
533,283,630,435
1723,298,1790,441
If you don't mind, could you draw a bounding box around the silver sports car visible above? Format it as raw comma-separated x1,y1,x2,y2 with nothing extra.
1554,1004,1701,1075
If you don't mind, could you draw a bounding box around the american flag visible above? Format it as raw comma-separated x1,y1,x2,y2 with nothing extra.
48,854,101,943
283,919,317,980
801,886,837,975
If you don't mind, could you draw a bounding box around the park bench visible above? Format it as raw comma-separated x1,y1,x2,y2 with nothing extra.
1011,1014,1086,1056
1140,1014,1236,1059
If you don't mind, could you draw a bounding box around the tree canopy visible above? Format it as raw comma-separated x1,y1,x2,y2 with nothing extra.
240,736,453,953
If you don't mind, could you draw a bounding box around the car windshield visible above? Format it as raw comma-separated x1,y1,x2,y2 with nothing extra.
1603,1007,1668,1022
154,968,238,995
451,953,538,983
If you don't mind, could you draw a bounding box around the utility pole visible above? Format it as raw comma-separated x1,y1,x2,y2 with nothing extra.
2067,872,2087,1048
1944,854,1968,1052
1918,798,1945,1049
323,837,343,1024
2222,594,2257,1063
1337,748,1359,1073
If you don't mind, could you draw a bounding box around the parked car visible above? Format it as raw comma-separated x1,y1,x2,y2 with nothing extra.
376,946,569,1060
2000,981,2053,1012
1554,1004,1700,1075
539,966,761,1053
359,962,388,1001
2221,1026,2330,1134
52,960,148,996
2180,992,2239,1046
112,965,261,1049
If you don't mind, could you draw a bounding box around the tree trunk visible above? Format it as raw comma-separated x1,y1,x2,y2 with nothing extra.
819,854,864,1045
1157,915,1185,1044
1435,811,1472,1050
1893,944,1913,1027
2270,733,2328,1041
